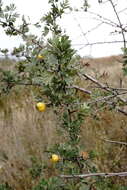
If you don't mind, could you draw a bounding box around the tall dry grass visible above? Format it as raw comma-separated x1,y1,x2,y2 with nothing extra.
0,58,16,71
81,55,127,87
0,87,60,189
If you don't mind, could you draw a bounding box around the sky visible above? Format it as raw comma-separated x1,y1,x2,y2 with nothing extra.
0,0,127,58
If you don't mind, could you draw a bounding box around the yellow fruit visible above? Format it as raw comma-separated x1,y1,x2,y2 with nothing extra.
37,55,44,59
36,102,46,112
51,154,60,162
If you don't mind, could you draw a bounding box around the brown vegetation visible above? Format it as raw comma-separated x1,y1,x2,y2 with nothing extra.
80,55,127,87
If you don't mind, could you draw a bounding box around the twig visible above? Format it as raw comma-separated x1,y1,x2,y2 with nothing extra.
79,73,127,103
79,73,111,90
60,172,127,178
87,9,127,33
92,86,127,92
76,40,127,49
0,20,44,49
118,7,127,14
102,138,127,146
72,13,89,44
78,72,127,116
108,0,126,49
116,107,127,116
71,85,91,95
88,91,127,105
87,10,118,28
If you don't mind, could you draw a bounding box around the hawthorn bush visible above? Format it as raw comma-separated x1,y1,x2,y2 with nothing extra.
0,0,127,190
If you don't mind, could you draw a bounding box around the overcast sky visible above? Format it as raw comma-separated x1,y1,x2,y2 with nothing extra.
0,0,127,57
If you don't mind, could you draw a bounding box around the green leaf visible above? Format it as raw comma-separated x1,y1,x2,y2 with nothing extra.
79,184,89,190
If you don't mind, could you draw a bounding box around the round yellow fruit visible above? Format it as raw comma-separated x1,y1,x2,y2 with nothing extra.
37,55,44,59
36,102,46,112
51,154,60,163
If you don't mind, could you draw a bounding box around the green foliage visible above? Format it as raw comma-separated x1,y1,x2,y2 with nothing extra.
62,109,84,143
15,60,27,73
82,0,90,12
33,177,64,190
42,34,77,106
11,45,25,57
0,69,18,93
29,157,43,179
95,178,127,190
0,2,19,35
0,48,8,57
0,184,13,190
42,0,69,35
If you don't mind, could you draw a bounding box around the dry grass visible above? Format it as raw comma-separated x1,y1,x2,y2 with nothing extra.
81,110,127,170
0,58,16,71
0,88,60,189
0,55,127,188
81,55,127,87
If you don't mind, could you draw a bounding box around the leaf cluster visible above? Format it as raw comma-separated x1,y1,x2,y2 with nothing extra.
42,0,69,35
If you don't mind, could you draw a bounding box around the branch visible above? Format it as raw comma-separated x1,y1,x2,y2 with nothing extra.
72,13,89,44
90,85,127,92
87,10,118,28
116,107,127,116
79,73,127,103
78,72,127,115
82,22,103,37
0,20,44,49
60,172,127,178
88,91,127,105
74,40,127,48
98,86,127,92
108,0,126,49
87,10,127,33
102,138,127,146
71,85,91,95
79,73,110,90
72,12,103,40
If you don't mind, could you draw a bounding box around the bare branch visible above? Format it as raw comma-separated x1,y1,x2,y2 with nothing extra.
105,87,127,91
108,0,126,49
116,107,127,116
74,40,127,49
73,13,104,37
102,138,127,146
118,7,127,14
79,73,110,90
88,92,127,105
70,85,91,95
87,10,118,28
84,22,104,36
72,13,89,44
90,86,127,92
79,72,127,103
60,172,127,178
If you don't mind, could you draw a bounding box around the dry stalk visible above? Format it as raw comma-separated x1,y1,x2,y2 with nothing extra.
60,172,127,178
